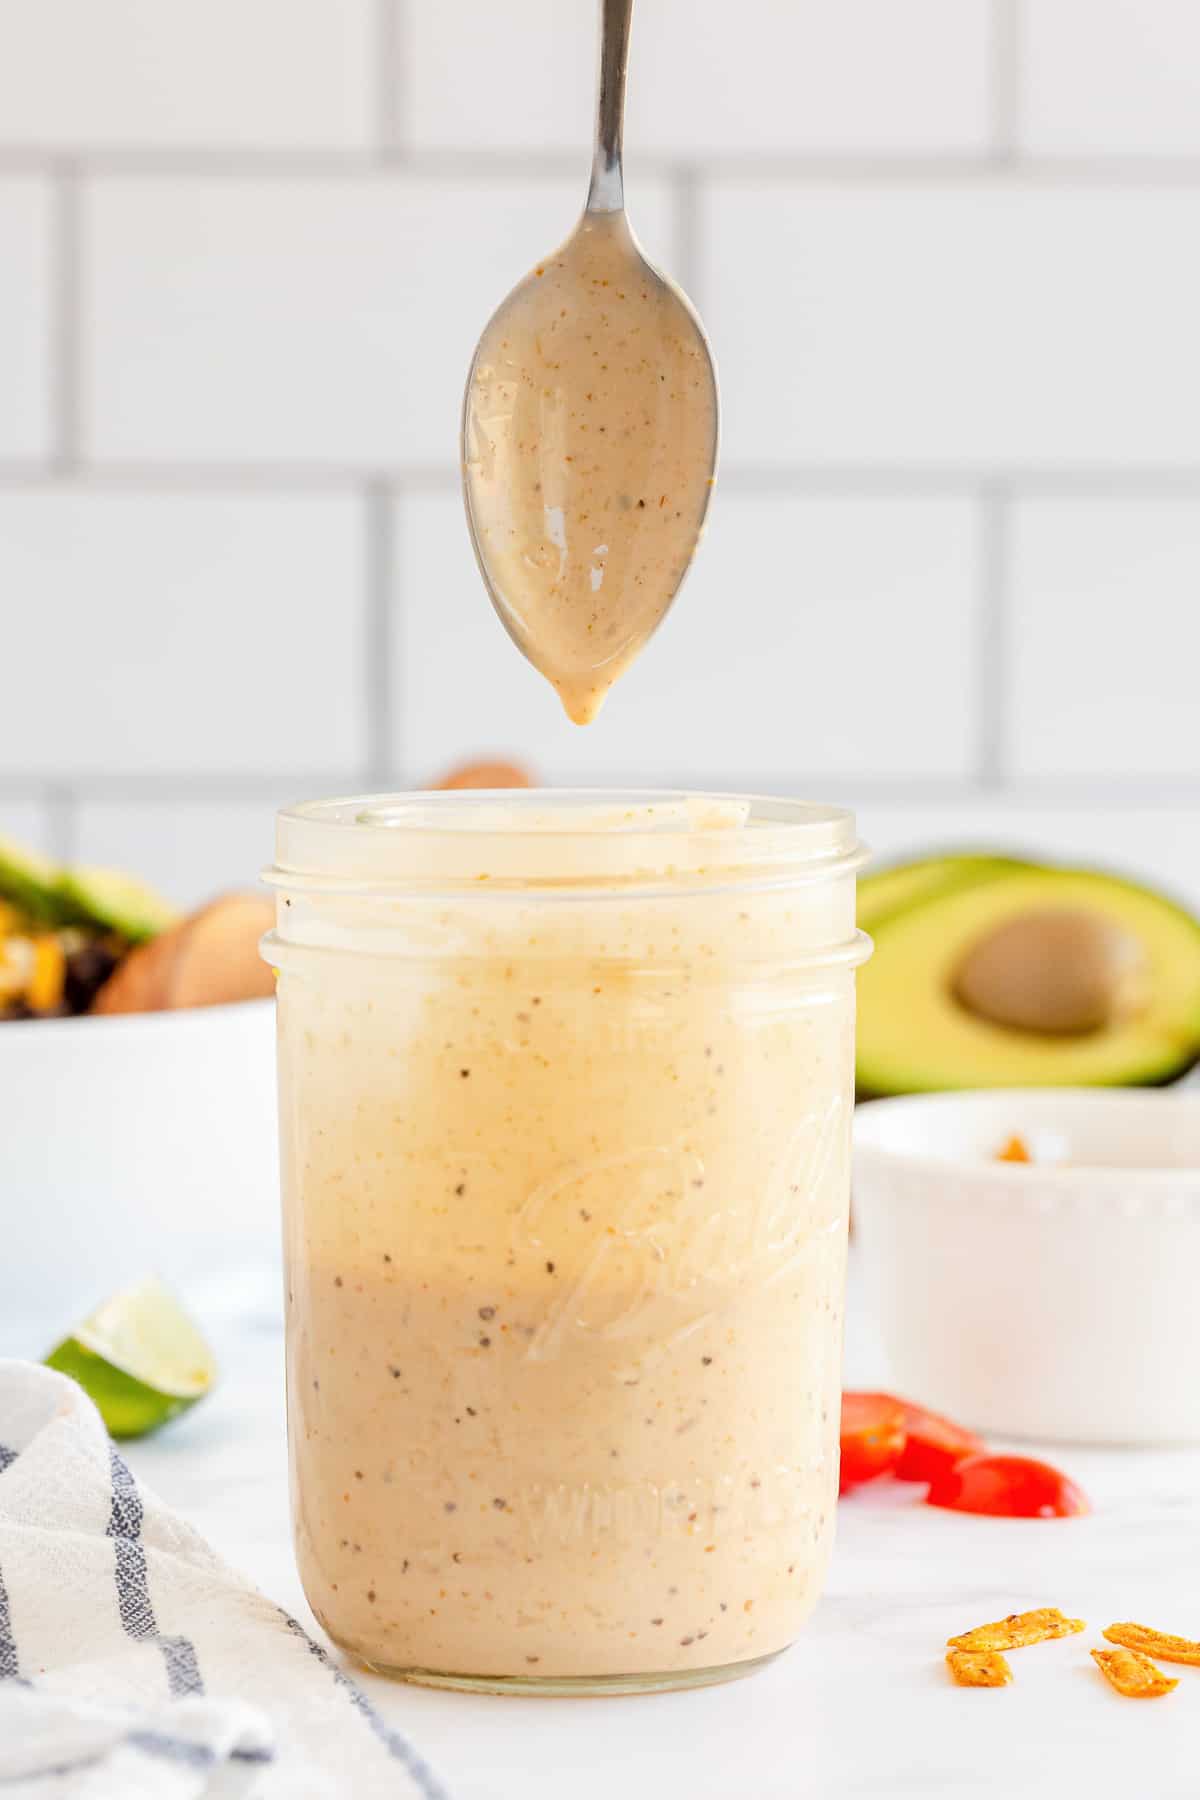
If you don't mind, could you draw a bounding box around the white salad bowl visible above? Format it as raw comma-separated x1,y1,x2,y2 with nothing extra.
0,1000,279,1356
853,1089,1200,1446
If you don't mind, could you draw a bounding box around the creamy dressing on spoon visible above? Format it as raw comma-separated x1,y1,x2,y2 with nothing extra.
463,210,717,725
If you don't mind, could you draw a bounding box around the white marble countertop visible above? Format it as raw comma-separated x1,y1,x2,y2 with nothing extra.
123,1265,1200,1800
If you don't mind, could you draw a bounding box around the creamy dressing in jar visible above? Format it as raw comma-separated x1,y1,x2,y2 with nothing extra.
266,793,868,1693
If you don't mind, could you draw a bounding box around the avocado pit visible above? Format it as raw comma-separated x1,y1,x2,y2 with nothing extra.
952,908,1149,1037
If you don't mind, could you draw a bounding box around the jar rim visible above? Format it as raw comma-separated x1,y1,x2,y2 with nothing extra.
264,788,868,899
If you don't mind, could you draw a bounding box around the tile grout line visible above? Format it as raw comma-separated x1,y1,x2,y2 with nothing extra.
976,484,1012,789
0,773,376,804
364,479,396,785
671,163,702,307
4,773,1200,806
990,0,1021,162
6,463,1200,497
43,785,79,863
7,148,1200,183
50,159,82,471
375,0,403,157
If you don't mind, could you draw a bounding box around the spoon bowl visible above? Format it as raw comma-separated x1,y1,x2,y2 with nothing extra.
461,0,719,725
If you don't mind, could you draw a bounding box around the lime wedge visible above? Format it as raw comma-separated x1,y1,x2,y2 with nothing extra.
44,1276,216,1439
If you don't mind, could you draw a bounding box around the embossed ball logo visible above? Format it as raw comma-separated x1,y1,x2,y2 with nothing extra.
511,1095,846,1376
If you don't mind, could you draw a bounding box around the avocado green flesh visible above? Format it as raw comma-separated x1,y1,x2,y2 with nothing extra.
0,838,176,944
58,868,178,944
858,853,1032,931
857,867,1200,1095
0,835,71,926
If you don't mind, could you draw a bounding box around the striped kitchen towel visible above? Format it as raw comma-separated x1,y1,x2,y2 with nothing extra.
0,1361,451,1800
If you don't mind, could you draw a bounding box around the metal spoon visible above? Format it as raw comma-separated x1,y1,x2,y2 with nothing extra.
461,0,720,726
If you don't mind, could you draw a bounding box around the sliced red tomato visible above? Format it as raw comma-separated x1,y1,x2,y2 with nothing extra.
893,1400,987,1486
839,1392,906,1493
925,1453,1090,1519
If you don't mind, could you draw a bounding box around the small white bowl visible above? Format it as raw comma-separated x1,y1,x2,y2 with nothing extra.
853,1089,1200,1446
0,1001,279,1354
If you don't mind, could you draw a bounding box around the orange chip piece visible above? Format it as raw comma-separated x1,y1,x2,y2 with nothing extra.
996,1134,1032,1163
948,1608,1085,1652
1103,1622,1200,1667
946,1649,1012,1688
1091,1647,1178,1699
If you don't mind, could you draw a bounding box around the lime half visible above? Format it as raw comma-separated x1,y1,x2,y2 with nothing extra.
45,1276,216,1439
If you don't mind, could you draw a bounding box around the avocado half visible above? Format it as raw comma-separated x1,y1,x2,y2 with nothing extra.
858,852,1032,931
58,868,179,944
857,864,1200,1095
0,836,177,943
0,835,71,925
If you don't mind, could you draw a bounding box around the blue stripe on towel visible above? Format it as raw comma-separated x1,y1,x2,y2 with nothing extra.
127,1730,215,1769
0,1561,26,1685
281,1614,451,1800
0,1438,19,1681
14,1734,275,1784
128,1731,274,1768
105,1446,204,1698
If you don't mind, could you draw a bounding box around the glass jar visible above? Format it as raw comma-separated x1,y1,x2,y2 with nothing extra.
264,791,869,1696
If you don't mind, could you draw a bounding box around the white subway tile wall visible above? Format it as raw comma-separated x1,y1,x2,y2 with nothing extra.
704,181,1200,469
73,798,299,906
85,175,677,465
1011,498,1200,778
0,1,1197,903
0,177,52,460
397,492,982,782
0,492,367,774
0,0,376,151
857,803,1200,912
406,0,994,156
0,801,53,856
1021,0,1200,155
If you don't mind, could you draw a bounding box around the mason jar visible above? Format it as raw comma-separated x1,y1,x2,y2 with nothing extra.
263,791,869,1695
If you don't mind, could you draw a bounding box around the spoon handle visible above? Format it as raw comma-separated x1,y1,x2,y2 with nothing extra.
587,0,633,214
